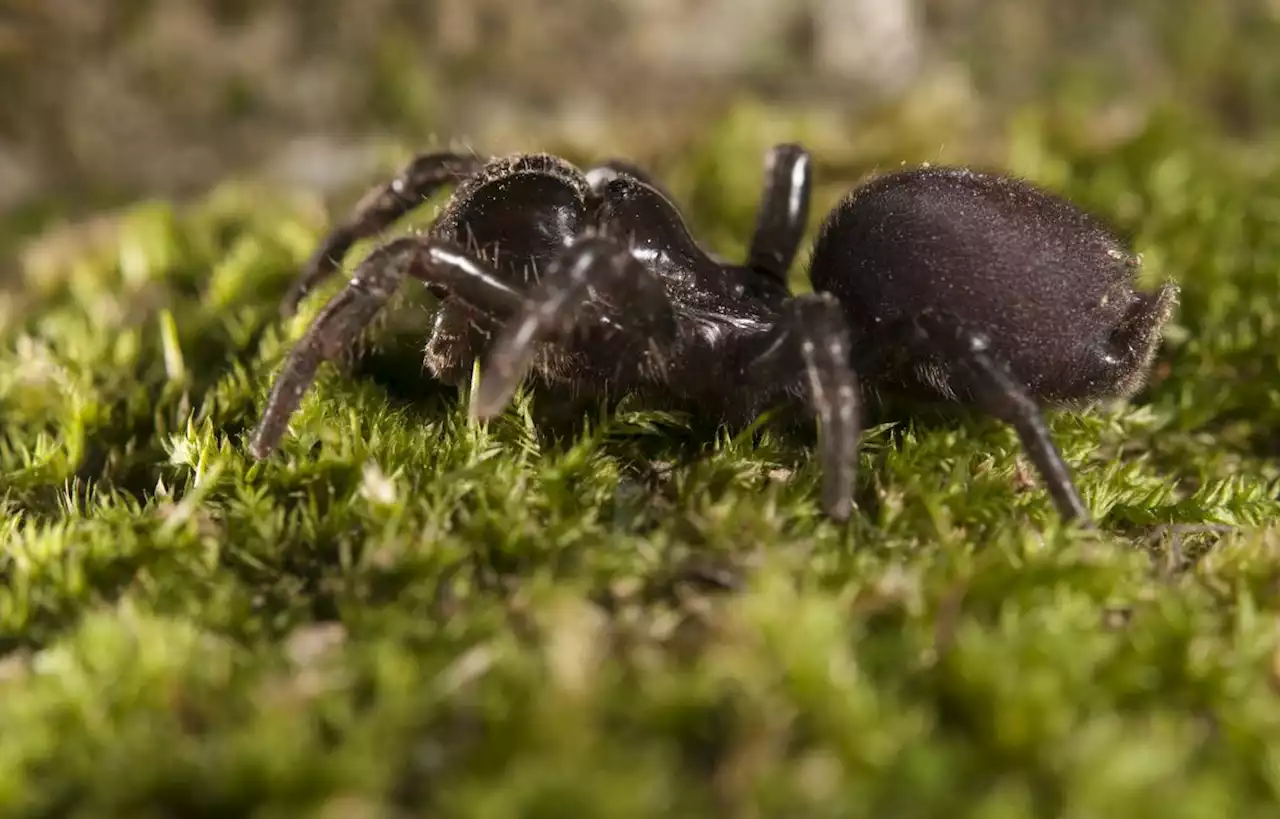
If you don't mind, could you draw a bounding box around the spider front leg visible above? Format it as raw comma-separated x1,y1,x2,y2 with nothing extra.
251,236,521,459
748,292,860,521
470,235,679,419
282,151,489,316
747,143,812,282
911,311,1093,525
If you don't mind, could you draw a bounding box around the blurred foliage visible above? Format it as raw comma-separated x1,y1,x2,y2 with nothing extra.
2,0,1280,232
924,0,1280,131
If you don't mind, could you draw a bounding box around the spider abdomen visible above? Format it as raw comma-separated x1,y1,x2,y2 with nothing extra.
808,166,1176,404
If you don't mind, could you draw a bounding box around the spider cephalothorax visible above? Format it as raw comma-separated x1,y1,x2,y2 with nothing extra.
249,145,1177,525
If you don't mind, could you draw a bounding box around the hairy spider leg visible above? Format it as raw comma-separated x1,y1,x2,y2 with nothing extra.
746,292,859,521
746,143,813,282
252,236,522,459
911,310,1093,525
470,234,679,419
281,151,490,316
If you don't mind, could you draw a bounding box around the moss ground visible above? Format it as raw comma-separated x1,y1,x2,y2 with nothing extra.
2,103,1280,817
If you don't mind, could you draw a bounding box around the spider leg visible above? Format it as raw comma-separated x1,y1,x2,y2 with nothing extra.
281,151,489,316
251,236,521,459
471,234,678,419
746,143,812,282
748,292,859,521
912,311,1093,525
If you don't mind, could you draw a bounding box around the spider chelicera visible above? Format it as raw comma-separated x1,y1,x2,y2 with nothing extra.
248,144,1177,526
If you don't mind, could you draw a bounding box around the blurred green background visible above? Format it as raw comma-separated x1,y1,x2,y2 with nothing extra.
4,0,1280,268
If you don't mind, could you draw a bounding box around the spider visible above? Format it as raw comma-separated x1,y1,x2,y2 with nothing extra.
248,144,1178,525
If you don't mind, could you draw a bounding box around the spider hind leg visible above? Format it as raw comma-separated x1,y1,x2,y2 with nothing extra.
911,310,1093,525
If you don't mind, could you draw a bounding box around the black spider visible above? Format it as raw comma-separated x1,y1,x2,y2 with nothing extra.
248,144,1177,525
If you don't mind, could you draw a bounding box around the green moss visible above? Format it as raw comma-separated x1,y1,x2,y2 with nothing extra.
2,104,1280,816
